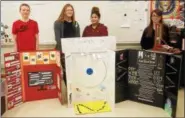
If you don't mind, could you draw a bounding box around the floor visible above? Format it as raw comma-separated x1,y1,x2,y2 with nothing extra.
2,89,184,117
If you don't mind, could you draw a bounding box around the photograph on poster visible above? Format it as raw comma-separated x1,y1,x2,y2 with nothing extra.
43,55,50,64
36,52,43,61
50,51,56,61
23,53,30,62
30,56,36,65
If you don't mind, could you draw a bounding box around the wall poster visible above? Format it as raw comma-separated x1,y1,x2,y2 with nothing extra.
150,0,184,28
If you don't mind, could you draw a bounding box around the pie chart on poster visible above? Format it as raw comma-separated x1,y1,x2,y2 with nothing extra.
71,54,107,88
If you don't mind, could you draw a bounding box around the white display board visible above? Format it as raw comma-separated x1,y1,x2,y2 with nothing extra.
1,1,149,44
65,51,115,114
62,36,116,114
62,36,116,53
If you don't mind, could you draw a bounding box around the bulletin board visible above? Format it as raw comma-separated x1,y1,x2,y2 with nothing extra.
1,1,149,44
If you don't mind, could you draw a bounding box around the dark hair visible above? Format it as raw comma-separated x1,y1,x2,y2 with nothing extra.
91,7,101,18
19,3,30,11
146,9,163,37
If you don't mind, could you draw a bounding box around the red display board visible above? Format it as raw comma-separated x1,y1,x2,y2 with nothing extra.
22,64,58,101
19,50,62,102
4,52,23,110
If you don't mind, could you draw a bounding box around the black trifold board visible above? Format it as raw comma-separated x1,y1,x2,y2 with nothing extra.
1,96,6,116
180,51,185,86
115,50,129,103
115,49,182,118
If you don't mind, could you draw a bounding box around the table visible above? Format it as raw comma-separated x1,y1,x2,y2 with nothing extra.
2,90,184,117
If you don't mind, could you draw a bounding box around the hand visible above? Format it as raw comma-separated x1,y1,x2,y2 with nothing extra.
173,48,181,54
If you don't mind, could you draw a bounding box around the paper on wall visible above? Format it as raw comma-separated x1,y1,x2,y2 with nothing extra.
120,16,130,28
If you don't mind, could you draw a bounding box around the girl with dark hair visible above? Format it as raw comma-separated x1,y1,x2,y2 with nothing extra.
140,9,181,53
82,7,108,37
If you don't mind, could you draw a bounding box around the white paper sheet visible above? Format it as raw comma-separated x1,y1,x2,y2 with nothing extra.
62,36,116,53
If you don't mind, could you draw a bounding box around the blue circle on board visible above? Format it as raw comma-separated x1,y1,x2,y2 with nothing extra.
86,68,93,75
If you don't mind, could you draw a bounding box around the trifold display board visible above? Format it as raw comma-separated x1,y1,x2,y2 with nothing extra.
4,50,62,111
4,52,22,110
116,49,182,118
62,36,116,115
20,51,61,102
1,79,6,115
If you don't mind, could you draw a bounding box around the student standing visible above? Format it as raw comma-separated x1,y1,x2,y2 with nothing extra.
140,9,180,53
54,4,80,85
12,3,39,52
54,4,80,51
82,7,108,37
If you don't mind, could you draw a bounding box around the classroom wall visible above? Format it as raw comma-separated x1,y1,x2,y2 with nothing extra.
1,1,146,73
1,1,149,44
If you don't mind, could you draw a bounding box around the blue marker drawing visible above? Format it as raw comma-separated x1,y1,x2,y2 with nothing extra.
86,68,93,75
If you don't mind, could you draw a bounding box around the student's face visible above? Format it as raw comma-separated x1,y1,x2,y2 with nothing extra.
151,12,162,24
20,6,30,19
91,14,100,25
65,6,74,18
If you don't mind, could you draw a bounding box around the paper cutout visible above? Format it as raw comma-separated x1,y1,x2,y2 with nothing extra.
50,51,56,60
36,52,43,61
74,100,111,114
30,56,36,65
121,14,130,28
21,51,59,65
43,55,49,64
23,53,30,62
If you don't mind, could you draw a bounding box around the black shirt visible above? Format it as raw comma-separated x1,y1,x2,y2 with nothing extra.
63,21,75,38
140,25,170,50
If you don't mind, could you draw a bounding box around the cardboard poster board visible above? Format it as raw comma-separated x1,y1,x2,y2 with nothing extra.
128,50,165,107
1,79,6,115
4,50,62,112
115,50,129,103
19,51,61,102
115,49,181,118
67,51,115,114
4,52,23,110
62,37,116,114
163,54,182,118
